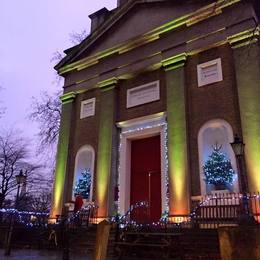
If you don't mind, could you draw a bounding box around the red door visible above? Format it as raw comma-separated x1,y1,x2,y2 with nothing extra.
130,135,161,223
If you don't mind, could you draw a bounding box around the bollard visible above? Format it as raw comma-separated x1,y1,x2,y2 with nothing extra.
93,220,111,260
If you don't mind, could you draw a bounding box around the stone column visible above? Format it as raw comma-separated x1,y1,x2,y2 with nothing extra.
96,78,117,219
49,92,76,222
162,53,190,220
230,33,260,192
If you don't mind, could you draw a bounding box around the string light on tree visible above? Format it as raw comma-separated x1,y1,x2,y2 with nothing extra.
74,168,91,199
203,144,235,188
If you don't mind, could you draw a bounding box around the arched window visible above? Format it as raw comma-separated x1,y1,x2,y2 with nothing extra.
198,119,239,195
73,145,95,201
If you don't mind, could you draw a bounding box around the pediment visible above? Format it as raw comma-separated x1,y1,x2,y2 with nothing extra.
56,0,208,70
83,3,196,57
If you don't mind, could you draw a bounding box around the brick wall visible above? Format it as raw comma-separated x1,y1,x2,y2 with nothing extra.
185,44,242,196
116,68,166,122
65,44,244,201
65,88,101,202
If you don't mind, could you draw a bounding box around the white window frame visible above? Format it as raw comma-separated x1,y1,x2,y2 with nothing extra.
80,98,96,119
197,58,223,87
126,80,160,108
73,145,95,201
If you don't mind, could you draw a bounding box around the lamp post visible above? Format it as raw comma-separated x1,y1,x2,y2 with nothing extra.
230,135,250,216
4,170,26,256
15,170,27,209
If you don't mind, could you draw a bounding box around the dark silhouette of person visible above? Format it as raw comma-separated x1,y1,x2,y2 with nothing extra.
74,194,83,214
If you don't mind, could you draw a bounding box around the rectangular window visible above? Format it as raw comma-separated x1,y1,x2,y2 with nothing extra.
80,98,96,119
197,58,223,87
127,80,160,108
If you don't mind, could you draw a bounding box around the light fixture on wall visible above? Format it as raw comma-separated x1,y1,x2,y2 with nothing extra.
230,134,256,224
230,135,248,195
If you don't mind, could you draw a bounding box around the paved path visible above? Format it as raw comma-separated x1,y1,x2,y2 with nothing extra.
0,249,92,260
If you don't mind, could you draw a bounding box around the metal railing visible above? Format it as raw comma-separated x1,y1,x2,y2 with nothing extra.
56,204,99,227
115,201,150,228
191,192,260,228
0,208,49,227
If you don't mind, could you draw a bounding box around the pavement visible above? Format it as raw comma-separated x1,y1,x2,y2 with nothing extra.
0,249,92,260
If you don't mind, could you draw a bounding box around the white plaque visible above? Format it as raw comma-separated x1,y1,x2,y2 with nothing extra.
80,98,96,119
197,58,223,87
127,81,160,108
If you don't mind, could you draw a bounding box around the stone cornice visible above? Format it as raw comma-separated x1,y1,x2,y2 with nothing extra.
228,26,260,49
60,92,76,104
58,0,241,75
97,77,118,91
162,53,187,71
63,21,258,94
187,0,241,26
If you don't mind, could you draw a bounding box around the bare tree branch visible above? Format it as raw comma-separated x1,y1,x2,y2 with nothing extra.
29,91,61,153
0,130,42,208
69,29,88,45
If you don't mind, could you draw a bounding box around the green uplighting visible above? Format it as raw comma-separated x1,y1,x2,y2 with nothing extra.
96,85,115,217
165,63,189,215
234,43,260,191
50,96,74,219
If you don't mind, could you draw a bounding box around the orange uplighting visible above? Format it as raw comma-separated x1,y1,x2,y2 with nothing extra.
168,215,190,223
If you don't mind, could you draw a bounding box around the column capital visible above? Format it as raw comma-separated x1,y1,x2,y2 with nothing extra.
228,27,260,49
98,77,118,91
60,92,76,104
162,53,187,71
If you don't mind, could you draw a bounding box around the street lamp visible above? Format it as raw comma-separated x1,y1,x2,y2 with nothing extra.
4,169,27,256
230,135,249,216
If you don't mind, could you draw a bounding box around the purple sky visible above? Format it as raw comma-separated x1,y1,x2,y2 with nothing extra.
0,1,117,152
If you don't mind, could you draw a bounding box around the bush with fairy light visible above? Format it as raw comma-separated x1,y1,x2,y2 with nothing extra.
74,168,91,199
203,144,235,188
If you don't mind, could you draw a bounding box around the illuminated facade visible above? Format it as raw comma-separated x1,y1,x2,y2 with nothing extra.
50,0,260,221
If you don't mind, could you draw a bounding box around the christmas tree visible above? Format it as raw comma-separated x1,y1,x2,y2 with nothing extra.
74,168,92,199
203,144,235,186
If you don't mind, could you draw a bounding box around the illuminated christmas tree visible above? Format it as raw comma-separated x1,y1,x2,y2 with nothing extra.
203,144,235,187
74,168,91,199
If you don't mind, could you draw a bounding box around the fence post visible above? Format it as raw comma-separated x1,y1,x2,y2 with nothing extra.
4,212,14,256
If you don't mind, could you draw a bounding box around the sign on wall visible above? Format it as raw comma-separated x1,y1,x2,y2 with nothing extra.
197,58,223,87
127,81,160,108
80,98,96,119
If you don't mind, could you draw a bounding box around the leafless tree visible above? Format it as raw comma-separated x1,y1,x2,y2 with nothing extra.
28,190,52,213
17,185,52,213
29,91,61,152
12,165,54,212
30,29,87,153
69,29,88,45
0,130,41,208
51,29,88,65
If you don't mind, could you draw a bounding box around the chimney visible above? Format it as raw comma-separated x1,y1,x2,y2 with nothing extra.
89,8,110,33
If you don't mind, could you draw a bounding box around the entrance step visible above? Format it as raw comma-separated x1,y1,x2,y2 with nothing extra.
115,228,221,259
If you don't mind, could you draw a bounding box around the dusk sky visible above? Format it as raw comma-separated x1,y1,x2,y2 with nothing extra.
0,0,117,153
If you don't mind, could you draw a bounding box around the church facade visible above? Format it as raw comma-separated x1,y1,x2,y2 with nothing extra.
50,0,260,222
